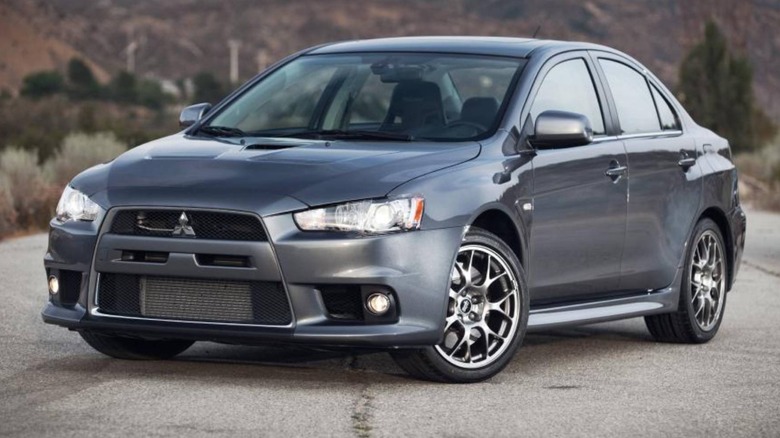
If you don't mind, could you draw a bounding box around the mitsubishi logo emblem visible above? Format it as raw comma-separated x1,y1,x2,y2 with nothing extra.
172,212,196,237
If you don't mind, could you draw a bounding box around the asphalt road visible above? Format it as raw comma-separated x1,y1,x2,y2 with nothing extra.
1,210,778,437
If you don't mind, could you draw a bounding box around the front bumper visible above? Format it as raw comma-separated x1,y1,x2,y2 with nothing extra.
42,209,463,348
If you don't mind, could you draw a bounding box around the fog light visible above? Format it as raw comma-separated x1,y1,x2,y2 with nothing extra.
48,275,59,295
366,292,391,315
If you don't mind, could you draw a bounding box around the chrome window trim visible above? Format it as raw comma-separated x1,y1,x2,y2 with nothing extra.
591,130,683,144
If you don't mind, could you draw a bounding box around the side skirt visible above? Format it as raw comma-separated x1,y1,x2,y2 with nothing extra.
527,265,684,332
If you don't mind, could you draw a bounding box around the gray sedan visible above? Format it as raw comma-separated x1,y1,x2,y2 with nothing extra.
42,37,746,382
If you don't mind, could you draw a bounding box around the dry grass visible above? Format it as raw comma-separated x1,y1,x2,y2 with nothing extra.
0,147,54,229
45,132,125,187
735,138,780,211
0,132,127,239
0,175,16,237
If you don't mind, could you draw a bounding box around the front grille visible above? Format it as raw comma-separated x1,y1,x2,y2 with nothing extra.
97,273,291,325
110,210,267,241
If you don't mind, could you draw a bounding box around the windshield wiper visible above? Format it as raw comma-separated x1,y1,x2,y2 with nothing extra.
271,129,414,141
197,125,247,138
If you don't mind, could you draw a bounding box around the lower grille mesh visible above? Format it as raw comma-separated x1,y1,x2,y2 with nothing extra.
58,270,83,305
97,274,291,325
142,277,254,321
320,285,364,321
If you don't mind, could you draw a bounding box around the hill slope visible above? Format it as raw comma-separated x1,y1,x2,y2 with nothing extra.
2,0,779,119
0,1,108,93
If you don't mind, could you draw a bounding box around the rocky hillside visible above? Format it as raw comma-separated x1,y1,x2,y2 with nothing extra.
0,1,109,93
2,0,779,119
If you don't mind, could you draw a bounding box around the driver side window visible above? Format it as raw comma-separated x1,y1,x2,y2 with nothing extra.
530,59,605,135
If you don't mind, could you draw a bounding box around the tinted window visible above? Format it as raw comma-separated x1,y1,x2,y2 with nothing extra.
228,65,338,131
207,53,525,141
650,84,680,131
348,73,395,124
450,67,517,102
599,60,660,134
530,58,605,135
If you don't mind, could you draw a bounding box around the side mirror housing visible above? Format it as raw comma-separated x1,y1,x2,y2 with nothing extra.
179,103,212,128
529,110,593,149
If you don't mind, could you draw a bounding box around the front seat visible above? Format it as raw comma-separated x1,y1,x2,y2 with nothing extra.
459,97,500,130
381,81,446,132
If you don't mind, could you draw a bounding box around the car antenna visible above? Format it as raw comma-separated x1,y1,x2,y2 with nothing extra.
532,24,542,38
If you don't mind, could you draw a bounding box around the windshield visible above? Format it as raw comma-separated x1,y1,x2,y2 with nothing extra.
204,53,526,141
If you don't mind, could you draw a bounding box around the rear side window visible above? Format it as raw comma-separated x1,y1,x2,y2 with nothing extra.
530,58,605,135
650,84,681,131
599,60,660,134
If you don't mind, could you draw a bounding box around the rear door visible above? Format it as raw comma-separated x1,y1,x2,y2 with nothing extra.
527,53,628,304
593,53,701,291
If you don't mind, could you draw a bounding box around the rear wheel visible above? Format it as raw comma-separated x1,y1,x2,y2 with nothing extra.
392,227,529,383
645,218,728,343
79,331,194,360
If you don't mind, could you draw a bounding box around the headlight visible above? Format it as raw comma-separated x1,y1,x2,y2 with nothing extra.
294,196,424,233
55,186,101,222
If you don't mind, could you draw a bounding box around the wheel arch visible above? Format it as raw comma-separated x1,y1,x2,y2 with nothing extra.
469,206,527,268
698,206,735,291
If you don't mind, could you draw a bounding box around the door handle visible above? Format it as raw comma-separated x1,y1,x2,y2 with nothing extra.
678,157,696,171
605,166,627,177
605,160,627,182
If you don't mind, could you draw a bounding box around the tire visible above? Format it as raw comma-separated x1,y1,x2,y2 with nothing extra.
645,218,728,343
79,331,194,360
391,227,529,383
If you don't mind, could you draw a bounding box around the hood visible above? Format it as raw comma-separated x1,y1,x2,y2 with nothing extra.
73,134,480,216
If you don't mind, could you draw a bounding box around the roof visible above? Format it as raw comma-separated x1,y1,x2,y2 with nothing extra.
307,36,609,58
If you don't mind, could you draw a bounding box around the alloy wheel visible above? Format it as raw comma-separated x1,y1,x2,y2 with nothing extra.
690,230,725,331
435,244,521,369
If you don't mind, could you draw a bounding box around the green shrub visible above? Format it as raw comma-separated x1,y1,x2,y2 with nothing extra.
20,71,65,99
137,79,170,110
0,96,74,162
45,132,126,187
110,71,138,104
67,58,102,100
193,72,225,104
678,22,776,153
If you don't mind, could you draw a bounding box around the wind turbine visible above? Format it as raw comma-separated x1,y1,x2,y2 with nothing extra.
228,39,241,84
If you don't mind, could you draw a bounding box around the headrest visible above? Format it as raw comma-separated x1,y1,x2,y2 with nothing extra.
460,97,500,128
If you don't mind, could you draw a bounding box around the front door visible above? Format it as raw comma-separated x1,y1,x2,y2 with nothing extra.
526,55,628,304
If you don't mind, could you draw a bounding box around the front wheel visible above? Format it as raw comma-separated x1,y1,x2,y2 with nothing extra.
645,218,728,343
392,227,529,383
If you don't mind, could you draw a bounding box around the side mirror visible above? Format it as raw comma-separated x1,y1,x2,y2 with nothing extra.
179,103,212,128
529,110,593,149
